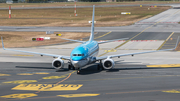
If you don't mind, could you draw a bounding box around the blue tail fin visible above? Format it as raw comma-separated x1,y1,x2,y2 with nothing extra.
89,5,95,41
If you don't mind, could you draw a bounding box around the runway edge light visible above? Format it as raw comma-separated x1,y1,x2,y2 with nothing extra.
32,38,36,41
56,34,61,36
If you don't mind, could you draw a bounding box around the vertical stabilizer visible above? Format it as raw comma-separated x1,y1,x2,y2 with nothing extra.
89,5,95,41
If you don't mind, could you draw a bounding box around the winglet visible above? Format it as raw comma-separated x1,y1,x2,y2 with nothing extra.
89,5,95,41
174,36,180,50
1,36,5,50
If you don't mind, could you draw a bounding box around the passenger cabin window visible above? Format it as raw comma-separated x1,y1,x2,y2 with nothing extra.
73,54,84,56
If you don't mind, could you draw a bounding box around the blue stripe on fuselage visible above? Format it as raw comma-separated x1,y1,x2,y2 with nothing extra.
71,41,99,61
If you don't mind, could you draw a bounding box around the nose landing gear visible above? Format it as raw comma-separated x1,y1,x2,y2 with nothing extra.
77,68,81,74
77,70,80,74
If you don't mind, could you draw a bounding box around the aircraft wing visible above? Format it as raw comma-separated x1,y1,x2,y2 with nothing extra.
96,48,174,60
61,38,85,43
96,36,179,60
1,37,70,60
98,38,128,44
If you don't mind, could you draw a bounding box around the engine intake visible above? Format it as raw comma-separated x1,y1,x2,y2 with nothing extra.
52,59,64,70
102,58,115,69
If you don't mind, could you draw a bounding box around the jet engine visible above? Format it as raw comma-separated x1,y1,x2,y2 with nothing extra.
102,58,115,69
52,58,64,70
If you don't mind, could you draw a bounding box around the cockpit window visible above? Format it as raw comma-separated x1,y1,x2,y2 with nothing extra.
73,54,77,56
73,54,84,56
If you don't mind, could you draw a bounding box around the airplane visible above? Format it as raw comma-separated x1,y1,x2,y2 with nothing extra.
1,5,179,74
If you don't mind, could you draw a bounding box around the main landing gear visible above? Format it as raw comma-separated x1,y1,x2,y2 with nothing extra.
68,62,75,70
97,60,104,70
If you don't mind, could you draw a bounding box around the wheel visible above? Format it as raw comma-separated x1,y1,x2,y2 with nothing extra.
102,66,104,70
77,70,80,74
72,66,75,70
68,64,71,70
68,63,75,70
97,64,101,70
97,63,104,70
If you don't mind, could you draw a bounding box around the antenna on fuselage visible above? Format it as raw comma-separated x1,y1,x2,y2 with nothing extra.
89,5,95,41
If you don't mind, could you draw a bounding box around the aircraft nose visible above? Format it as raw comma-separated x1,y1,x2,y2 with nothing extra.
72,61,80,68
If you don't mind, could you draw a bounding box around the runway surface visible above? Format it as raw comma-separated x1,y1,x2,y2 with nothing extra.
0,4,180,101
0,3,179,10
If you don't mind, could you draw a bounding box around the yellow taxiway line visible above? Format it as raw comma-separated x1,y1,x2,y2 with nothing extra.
147,64,180,68
157,32,174,50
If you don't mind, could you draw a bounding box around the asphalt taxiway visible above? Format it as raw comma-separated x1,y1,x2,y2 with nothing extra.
0,30,180,101
0,58,180,101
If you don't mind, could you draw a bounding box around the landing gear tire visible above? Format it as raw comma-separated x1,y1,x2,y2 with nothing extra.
68,64,75,70
77,70,80,74
97,64,104,70
97,64,101,70
55,68,61,72
68,64,71,70
72,67,75,70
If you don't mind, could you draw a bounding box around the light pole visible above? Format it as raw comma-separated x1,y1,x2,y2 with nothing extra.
6,0,13,18
9,5,11,18
74,1,77,16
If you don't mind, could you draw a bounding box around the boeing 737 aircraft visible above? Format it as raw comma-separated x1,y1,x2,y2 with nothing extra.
1,5,178,74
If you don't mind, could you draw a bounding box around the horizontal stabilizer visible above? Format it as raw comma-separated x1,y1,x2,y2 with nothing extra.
98,38,128,44
61,38,85,43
